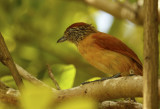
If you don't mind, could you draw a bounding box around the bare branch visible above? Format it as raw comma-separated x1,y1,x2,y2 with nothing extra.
99,101,142,109
0,33,23,89
74,0,143,24
56,76,143,102
67,0,147,25
11,66,160,103
1,80,144,109
13,66,146,102
3,64,159,106
47,64,61,90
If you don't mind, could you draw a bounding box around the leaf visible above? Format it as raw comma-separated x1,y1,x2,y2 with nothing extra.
21,81,55,109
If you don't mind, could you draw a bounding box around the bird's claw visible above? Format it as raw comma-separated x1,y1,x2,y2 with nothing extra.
81,73,121,85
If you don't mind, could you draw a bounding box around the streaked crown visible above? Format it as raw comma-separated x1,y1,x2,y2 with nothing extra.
57,22,97,44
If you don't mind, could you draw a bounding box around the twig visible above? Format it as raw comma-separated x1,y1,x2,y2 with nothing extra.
47,64,61,90
0,33,23,89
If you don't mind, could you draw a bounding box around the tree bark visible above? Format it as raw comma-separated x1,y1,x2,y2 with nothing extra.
99,101,142,109
2,75,160,106
143,0,159,109
0,33,23,90
0,76,143,105
56,76,143,102
71,0,160,25
81,0,143,24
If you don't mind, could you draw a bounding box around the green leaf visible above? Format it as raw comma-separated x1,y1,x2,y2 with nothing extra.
43,64,76,89
21,81,55,109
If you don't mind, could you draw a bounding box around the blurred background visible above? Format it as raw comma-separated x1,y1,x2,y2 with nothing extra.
0,0,148,89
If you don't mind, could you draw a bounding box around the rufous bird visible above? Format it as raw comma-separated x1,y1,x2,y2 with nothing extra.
57,22,143,77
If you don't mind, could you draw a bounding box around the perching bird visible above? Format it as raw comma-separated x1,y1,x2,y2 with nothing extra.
57,22,142,77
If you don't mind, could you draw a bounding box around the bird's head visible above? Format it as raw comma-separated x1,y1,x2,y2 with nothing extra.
57,22,97,45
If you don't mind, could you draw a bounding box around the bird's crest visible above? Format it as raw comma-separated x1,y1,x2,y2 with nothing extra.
66,22,88,31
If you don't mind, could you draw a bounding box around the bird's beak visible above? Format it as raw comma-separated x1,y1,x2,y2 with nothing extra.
57,36,67,43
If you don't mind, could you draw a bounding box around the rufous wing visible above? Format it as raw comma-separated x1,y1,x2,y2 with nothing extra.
92,32,142,73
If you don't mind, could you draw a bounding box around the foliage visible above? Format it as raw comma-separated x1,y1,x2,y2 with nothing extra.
21,81,55,109
0,0,102,87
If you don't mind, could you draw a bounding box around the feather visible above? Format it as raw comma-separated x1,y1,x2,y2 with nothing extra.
91,32,143,73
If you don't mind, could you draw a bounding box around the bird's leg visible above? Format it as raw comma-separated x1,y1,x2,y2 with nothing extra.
107,73,121,78
125,69,136,102
124,97,136,102
81,73,121,85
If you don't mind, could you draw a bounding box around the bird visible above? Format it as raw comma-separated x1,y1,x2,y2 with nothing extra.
57,22,143,77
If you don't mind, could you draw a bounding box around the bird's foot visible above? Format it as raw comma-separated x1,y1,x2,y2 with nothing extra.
81,73,121,85
128,74,136,76
124,97,136,102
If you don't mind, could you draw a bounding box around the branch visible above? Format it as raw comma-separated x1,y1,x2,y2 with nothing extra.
12,65,160,102
143,0,159,108
1,80,143,109
0,76,144,107
15,65,143,102
99,101,142,109
0,72,160,108
47,64,61,90
0,33,23,89
2,64,159,107
56,76,143,102
74,0,146,25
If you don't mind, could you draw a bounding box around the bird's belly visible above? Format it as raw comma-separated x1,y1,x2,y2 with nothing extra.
78,45,133,76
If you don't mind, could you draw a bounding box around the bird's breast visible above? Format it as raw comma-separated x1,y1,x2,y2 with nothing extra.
77,36,136,76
